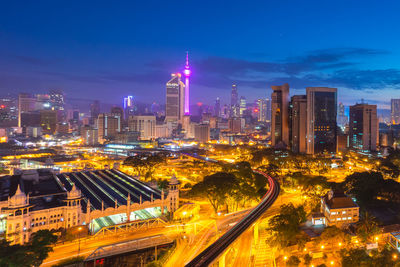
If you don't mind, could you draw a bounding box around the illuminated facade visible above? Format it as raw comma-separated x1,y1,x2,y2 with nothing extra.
321,190,359,227
0,169,180,244
183,52,191,115
128,115,156,140
230,84,239,118
165,73,185,123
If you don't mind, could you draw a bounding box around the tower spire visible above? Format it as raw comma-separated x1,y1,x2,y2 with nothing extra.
183,51,191,115
185,51,189,68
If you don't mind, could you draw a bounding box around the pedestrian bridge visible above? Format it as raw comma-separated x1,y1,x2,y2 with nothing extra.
85,234,174,262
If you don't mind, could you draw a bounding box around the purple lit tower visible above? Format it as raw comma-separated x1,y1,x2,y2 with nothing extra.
183,52,191,115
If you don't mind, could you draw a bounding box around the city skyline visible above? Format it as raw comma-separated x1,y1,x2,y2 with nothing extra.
1,1,400,108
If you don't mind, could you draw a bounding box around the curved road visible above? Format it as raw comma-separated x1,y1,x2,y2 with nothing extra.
185,170,280,267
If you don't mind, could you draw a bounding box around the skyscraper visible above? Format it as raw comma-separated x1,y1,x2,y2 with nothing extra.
337,102,348,127
18,93,36,127
214,97,221,117
123,96,136,120
97,113,121,143
165,73,185,122
391,99,400,124
183,52,191,115
230,84,239,117
290,95,307,153
349,103,377,151
239,96,246,116
128,115,156,140
271,83,289,147
306,87,337,154
90,100,100,125
257,98,268,122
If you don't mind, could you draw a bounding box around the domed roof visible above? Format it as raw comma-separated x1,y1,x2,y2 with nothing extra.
9,184,28,208
169,174,180,185
67,183,81,199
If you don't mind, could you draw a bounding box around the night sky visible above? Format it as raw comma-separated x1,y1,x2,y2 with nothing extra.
1,1,400,109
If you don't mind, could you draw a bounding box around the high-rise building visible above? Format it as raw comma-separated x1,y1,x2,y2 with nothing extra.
0,96,18,127
90,100,100,125
111,106,124,120
239,96,246,116
165,73,185,122
337,102,348,127
97,113,121,143
128,115,156,140
49,89,65,111
257,98,269,122
18,93,36,127
290,95,307,153
306,87,337,154
265,98,271,123
40,110,58,134
230,84,239,117
214,97,221,117
183,52,191,115
391,99,400,124
194,124,210,143
123,96,136,119
349,103,377,151
80,125,98,146
271,83,289,147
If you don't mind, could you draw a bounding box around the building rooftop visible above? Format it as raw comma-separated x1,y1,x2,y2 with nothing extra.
56,169,162,211
323,190,358,209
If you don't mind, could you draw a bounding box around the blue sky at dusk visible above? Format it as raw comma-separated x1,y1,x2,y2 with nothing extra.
1,1,400,109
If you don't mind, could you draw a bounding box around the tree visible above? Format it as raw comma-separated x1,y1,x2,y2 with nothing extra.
267,204,307,248
356,212,381,243
287,255,300,266
0,230,57,267
304,254,312,265
340,248,372,267
344,171,384,208
190,172,238,213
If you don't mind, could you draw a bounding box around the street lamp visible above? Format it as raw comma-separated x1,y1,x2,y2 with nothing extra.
77,226,82,257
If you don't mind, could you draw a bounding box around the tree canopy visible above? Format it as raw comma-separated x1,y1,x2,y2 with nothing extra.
0,230,57,267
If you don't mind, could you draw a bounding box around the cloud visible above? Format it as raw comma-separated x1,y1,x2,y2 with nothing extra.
188,47,396,90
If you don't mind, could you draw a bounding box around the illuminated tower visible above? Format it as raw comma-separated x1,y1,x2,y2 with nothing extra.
183,52,191,115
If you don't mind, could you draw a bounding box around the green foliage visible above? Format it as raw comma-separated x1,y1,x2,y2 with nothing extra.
123,154,166,178
343,171,384,207
356,212,381,243
340,248,372,267
267,203,307,248
190,172,238,213
0,230,57,267
304,253,312,265
287,255,300,266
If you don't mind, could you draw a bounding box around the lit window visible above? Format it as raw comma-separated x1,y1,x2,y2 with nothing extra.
337,218,341,221
348,217,352,220
342,211,346,214
332,212,336,215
